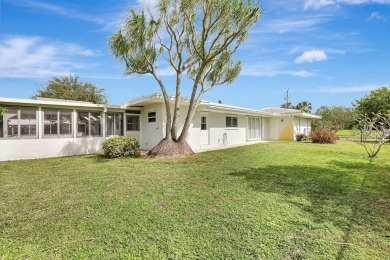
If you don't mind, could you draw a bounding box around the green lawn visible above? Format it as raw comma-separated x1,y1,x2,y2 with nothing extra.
336,129,357,138
1,141,389,259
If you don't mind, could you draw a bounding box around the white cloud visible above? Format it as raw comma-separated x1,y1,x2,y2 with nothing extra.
319,84,381,93
295,50,328,63
257,15,331,34
0,35,99,78
304,0,335,9
304,0,390,9
242,62,316,77
367,11,386,21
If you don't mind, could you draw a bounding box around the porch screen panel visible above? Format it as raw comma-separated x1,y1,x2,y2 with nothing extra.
77,112,89,136
107,113,124,136
5,108,18,138
59,111,72,136
20,108,37,138
44,111,58,137
90,112,101,136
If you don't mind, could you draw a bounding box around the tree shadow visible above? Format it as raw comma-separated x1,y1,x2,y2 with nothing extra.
60,138,104,156
229,160,389,258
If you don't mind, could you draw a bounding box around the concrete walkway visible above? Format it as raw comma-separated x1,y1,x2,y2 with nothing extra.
195,140,270,153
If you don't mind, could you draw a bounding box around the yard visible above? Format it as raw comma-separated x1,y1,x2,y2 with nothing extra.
1,141,389,259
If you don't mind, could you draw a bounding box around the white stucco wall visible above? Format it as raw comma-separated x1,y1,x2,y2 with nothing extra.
140,103,164,150
294,117,312,138
269,118,279,140
0,137,106,162
262,117,270,141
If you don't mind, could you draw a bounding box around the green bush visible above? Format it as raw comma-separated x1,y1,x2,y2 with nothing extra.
310,129,337,144
102,136,140,158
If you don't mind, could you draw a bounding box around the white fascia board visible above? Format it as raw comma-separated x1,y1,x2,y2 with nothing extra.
204,105,271,117
121,93,164,107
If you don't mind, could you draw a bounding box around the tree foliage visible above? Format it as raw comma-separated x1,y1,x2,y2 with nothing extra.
313,106,355,132
353,86,390,116
33,75,108,104
280,101,312,113
0,107,6,115
109,0,261,155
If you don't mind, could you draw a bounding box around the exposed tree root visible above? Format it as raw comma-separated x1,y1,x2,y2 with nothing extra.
147,139,194,157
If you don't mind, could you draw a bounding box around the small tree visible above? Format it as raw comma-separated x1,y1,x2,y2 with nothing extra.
312,106,355,132
110,0,261,156
33,75,108,104
0,107,6,115
349,113,390,159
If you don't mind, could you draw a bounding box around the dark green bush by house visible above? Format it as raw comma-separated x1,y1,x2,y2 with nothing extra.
102,136,140,158
310,129,337,144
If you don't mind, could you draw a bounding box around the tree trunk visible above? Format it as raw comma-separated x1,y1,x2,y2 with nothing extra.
171,73,182,140
178,94,203,143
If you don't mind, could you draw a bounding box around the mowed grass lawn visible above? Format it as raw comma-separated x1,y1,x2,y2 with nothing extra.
1,141,389,259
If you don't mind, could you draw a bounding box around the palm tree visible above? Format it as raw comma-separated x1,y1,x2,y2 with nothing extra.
295,101,312,113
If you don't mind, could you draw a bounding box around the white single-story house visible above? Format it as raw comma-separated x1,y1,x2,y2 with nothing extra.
0,93,320,161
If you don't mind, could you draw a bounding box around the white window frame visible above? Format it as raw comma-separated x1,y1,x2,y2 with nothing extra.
201,116,207,130
147,111,156,123
226,116,238,128
126,114,140,131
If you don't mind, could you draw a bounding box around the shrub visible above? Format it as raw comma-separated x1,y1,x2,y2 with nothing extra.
310,129,337,144
295,133,307,142
102,136,140,158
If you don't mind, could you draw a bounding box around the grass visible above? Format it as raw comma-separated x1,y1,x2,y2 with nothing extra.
1,141,389,259
336,129,357,138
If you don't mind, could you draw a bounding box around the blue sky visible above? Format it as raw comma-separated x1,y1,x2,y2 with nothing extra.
0,0,389,111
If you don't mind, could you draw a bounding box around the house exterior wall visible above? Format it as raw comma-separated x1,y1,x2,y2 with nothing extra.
269,116,294,141
278,116,294,141
0,137,105,161
140,103,165,150
294,117,311,137
0,101,124,161
269,118,280,140
0,95,318,161
262,117,270,141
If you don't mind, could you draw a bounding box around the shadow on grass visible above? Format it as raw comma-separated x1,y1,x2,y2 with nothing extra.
229,160,389,258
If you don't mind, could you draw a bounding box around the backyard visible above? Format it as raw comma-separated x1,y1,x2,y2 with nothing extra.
1,141,389,259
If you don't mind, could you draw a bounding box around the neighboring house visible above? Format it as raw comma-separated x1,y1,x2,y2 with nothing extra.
0,93,320,161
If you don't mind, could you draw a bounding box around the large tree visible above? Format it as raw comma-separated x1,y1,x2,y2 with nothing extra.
313,105,355,132
33,75,108,104
110,0,261,156
353,86,390,116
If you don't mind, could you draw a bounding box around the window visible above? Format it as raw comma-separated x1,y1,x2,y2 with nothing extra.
201,116,207,130
148,111,156,123
0,106,37,139
226,116,238,127
43,109,72,138
107,113,123,136
126,115,140,131
77,111,101,137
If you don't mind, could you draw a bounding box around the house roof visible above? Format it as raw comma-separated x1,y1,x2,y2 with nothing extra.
123,93,321,119
0,94,321,119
